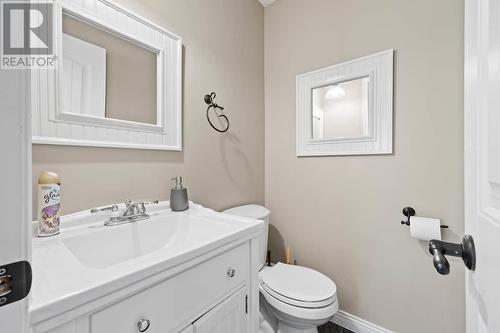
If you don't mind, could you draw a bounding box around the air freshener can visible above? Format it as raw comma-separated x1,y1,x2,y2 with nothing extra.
37,171,61,237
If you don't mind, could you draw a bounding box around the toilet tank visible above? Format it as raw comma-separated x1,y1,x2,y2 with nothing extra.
222,204,270,270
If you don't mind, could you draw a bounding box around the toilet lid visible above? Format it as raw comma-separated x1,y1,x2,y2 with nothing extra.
260,263,337,305
223,204,270,220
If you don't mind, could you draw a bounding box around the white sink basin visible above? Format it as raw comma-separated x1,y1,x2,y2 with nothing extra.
30,201,264,324
61,213,232,269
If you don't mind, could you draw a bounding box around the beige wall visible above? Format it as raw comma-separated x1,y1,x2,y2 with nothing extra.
264,1,464,332
33,0,264,215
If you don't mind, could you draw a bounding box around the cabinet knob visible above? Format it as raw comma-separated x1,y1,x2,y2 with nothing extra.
226,268,236,278
137,319,151,332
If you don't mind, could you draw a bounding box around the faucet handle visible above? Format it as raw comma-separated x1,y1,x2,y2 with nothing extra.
137,200,158,213
90,204,119,214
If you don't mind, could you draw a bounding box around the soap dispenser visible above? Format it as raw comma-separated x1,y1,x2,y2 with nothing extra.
170,176,189,211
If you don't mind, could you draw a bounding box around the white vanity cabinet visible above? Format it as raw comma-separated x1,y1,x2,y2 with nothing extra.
38,242,252,333
30,202,263,333
89,243,250,333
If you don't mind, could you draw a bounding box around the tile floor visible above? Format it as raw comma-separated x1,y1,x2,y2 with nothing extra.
318,322,355,333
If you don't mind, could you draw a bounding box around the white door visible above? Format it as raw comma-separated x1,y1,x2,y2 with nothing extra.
193,287,248,333
0,42,32,333
465,0,500,331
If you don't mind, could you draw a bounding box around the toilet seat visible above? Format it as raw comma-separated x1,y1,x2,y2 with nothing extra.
260,263,337,306
261,283,335,308
259,284,338,322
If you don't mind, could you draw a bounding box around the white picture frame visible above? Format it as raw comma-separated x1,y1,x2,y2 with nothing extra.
31,0,183,151
296,49,393,156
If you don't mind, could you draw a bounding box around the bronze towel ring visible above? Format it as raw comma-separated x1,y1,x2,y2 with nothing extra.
204,92,229,133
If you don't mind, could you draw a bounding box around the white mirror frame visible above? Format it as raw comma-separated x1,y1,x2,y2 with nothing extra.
296,49,393,156
31,0,183,150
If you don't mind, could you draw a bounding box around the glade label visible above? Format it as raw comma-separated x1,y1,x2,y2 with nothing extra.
39,184,60,236
41,185,60,204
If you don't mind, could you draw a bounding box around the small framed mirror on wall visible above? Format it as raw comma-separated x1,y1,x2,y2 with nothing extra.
31,0,183,150
296,49,393,156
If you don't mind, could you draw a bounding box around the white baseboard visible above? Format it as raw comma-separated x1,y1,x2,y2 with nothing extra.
331,310,393,333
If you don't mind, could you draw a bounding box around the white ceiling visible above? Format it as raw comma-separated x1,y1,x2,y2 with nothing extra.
259,0,278,7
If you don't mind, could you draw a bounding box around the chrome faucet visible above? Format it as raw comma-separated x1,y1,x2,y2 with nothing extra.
90,200,158,226
123,200,146,217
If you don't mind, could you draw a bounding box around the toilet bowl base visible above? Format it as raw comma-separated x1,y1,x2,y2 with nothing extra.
272,306,330,333
277,321,317,333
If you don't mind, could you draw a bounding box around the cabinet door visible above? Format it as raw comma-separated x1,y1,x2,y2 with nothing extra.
193,287,248,333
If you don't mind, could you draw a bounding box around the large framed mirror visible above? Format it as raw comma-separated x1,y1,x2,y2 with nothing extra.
296,50,393,156
32,0,182,150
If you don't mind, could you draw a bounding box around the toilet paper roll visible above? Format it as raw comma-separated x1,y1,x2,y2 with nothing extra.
410,216,442,241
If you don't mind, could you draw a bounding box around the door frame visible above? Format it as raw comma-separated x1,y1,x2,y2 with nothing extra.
464,0,477,331
0,29,32,333
464,0,492,331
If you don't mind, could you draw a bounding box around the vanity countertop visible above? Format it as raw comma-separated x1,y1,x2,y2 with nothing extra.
29,202,264,325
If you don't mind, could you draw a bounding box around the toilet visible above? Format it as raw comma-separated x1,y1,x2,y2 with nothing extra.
223,205,338,333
